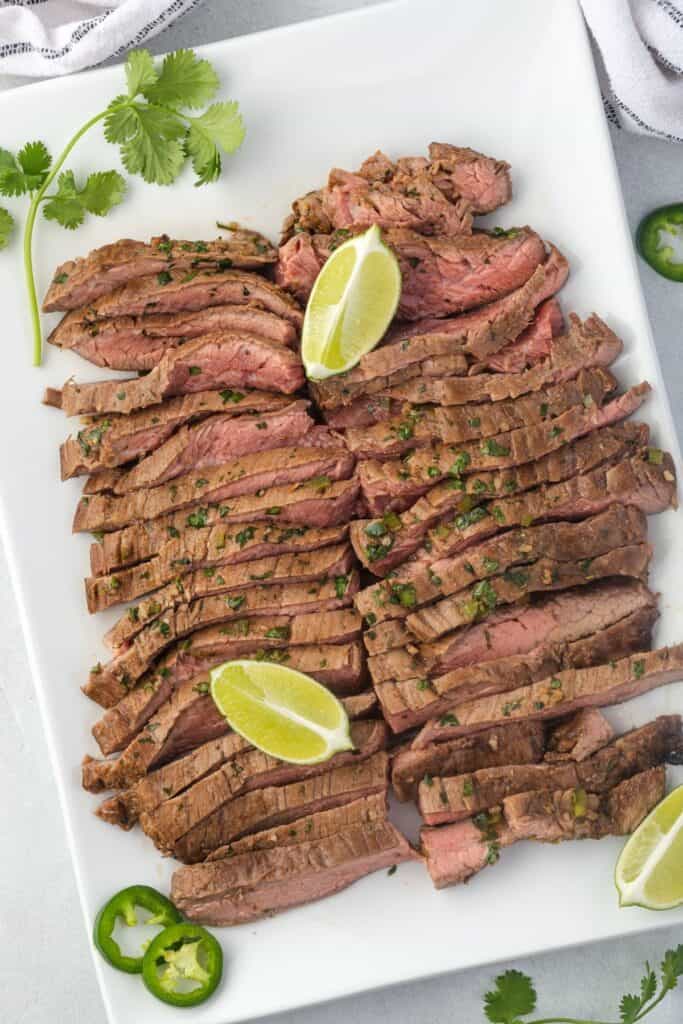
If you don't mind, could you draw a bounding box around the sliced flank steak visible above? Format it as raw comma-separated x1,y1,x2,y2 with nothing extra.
171,810,415,926
544,708,615,763
421,767,665,888
43,229,278,312
354,422,646,562
89,532,352,616
344,368,617,460
356,505,647,624
92,629,365,758
360,446,675,580
378,583,658,735
139,719,389,855
52,333,306,418
59,390,293,480
278,226,546,317
391,720,545,802
172,750,390,864
110,401,314,494
415,644,683,743
482,296,564,373
418,716,681,825
85,572,361,707
97,695,379,827
73,443,355,533
48,303,297,372
69,266,302,326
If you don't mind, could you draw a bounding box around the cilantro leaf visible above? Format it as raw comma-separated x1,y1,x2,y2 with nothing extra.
143,49,219,109
639,965,657,1005
125,49,157,97
43,170,126,229
0,207,14,249
107,102,186,185
186,102,245,185
619,992,644,1024
660,945,683,992
18,141,51,183
484,970,536,1023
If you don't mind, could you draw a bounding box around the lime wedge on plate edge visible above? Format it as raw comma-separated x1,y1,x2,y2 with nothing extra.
615,784,683,910
301,224,401,380
210,660,354,764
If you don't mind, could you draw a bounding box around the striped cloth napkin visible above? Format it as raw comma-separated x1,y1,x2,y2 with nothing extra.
0,0,204,77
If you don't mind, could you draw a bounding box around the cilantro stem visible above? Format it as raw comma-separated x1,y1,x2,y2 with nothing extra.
24,110,107,366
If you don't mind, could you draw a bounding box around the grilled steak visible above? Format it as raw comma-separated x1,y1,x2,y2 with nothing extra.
381,585,658,736
53,333,305,417
356,505,645,624
420,644,683,741
544,708,615,762
73,443,355,533
140,719,388,854
278,226,546,317
171,814,414,925
391,720,545,802
92,631,365,758
85,573,361,707
111,401,314,494
422,142,512,213
49,303,296,371
421,766,665,888
172,750,389,863
418,716,681,824
43,230,278,312
483,297,563,373
59,390,293,479
345,368,617,460
89,532,352,615
97,694,379,827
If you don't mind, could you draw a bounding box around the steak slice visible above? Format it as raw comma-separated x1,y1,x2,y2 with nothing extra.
89,531,351,616
111,401,313,494
344,368,616,460
59,390,292,479
482,297,563,373
380,587,658,736
92,627,365,758
544,708,615,762
139,719,389,855
424,141,512,213
423,644,683,741
85,572,361,708
421,767,665,888
356,505,645,624
97,696,379,827
419,716,681,825
172,750,389,863
42,229,278,312
279,226,545,318
354,423,647,565
72,443,355,533
48,304,296,371
72,266,302,325
53,334,305,418
171,814,415,925
391,720,545,802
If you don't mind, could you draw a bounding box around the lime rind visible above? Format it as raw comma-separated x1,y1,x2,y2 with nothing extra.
615,784,683,910
209,660,354,765
301,224,401,380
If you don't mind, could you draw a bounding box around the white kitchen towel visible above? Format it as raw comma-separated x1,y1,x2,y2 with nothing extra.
581,0,683,141
0,0,205,78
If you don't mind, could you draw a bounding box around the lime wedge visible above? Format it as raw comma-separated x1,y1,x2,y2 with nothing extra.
301,224,401,380
209,660,354,764
615,784,683,910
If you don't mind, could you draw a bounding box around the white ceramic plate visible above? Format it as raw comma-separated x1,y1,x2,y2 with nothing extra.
1,1,682,1021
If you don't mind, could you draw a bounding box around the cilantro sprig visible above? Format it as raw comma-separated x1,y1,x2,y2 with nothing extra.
0,48,245,365
483,946,683,1024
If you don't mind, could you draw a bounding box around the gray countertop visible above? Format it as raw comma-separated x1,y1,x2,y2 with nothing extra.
1,3,681,1022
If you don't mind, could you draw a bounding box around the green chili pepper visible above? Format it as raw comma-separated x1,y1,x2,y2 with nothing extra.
142,922,223,1007
636,203,683,281
93,885,182,974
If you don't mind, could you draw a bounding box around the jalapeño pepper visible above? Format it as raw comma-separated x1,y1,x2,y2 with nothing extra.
93,885,182,973
636,203,683,282
142,922,223,1007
